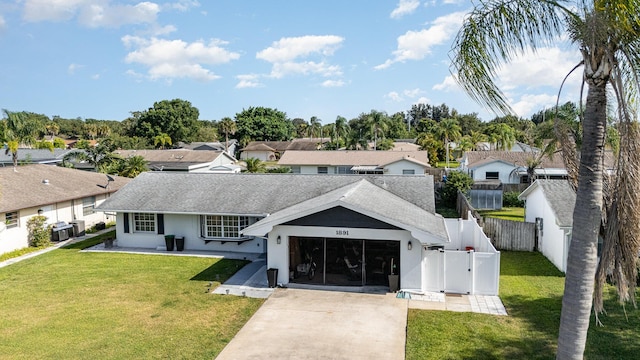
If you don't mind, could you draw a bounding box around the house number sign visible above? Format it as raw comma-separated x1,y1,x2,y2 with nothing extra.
336,229,349,236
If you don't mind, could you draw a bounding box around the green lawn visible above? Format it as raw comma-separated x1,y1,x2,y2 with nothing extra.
479,207,525,221
406,252,640,359
0,238,263,359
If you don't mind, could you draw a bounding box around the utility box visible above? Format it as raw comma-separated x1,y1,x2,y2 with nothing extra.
70,220,85,237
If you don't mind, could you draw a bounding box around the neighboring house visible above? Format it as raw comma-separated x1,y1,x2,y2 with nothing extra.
0,164,130,256
96,173,500,295
64,139,98,149
518,180,575,272
239,138,329,161
179,140,238,156
459,151,567,184
0,149,74,166
113,149,239,173
278,151,431,175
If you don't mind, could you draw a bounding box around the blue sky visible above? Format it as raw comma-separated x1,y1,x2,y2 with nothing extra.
0,1,582,123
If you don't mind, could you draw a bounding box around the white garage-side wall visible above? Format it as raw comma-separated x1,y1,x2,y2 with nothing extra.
383,160,425,175
265,225,421,289
471,161,519,184
114,213,265,254
523,188,569,272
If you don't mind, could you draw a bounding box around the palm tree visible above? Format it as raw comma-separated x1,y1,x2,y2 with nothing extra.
218,117,237,155
334,116,350,148
451,1,640,358
438,118,461,168
486,123,516,151
368,110,388,150
244,157,266,173
307,117,322,138
153,133,172,149
2,110,41,170
119,155,148,178
62,142,122,173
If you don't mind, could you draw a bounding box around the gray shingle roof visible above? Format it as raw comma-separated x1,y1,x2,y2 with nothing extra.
0,149,74,164
521,179,576,227
0,164,131,213
242,179,448,242
96,173,436,215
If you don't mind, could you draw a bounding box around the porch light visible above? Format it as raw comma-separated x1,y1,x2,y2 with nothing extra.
276,235,281,244
408,241,412,250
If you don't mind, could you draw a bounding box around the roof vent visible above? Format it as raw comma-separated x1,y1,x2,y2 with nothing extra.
42,179,50,185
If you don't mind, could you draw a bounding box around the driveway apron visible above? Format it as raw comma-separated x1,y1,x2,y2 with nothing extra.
216,288,407,360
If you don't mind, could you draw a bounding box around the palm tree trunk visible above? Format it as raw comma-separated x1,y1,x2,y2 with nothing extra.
556,83,607,359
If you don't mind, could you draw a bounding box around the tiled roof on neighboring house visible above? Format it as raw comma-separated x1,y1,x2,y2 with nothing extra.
520,179,576,228
96,173,436,215
464,151,566,169
0,149,74,164
278,151,430,166
113,150,232,170
241,138,329,152
0,164,130,213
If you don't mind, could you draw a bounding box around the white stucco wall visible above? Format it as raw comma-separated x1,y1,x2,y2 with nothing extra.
241,151,274,161
523,187,569,272
383,160,426,175
296,165,335,174
471,161,520,184
0,195,114,256
114,213,266,254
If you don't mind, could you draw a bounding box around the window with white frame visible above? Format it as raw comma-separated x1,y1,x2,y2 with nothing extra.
486,171,499,180
290,166,301,174
317,166,328,174
402,169,415,175
82,196,96,216
133,213,156,232
337,166,351,174
201,215,252,238
5,211,18,229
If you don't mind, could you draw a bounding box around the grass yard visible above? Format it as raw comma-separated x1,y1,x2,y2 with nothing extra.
478,207,525,222
406,252,640,359
0,238,263,359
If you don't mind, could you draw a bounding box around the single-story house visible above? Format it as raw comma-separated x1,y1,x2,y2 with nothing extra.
179,140,238,156
518,179,575,272
0,165,130,255
0,148,75,166
239,138,329,161
113,149,239,173
458,151,568,185
278,150,431,175
96,173,500,295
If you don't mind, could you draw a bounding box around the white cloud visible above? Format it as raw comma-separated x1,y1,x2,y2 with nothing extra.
0,14,6,31
91,73,100,80
403,88,422,98
123,36,240,81
321,79,345,87
511,93,557,118
415,96,430,104
496,47,581,91
257,35,343,62
432,75,459,92
164,0,200,12
390,0,420,19
236,74,263,88
386,91,403,102
67,63,84,74
256,35,344,79
375,11,465,69
22,0,160,28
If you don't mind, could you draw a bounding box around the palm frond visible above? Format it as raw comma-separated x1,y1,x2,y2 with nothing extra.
450,0,571,115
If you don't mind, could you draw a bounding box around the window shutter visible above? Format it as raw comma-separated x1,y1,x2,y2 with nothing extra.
157,214,164,235
123,213,130,233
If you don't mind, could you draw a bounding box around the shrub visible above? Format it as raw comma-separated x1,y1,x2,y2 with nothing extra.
27,215,51,248
439,171,473,207
503,191,525,207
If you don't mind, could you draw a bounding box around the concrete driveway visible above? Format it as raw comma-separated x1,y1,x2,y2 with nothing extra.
216,288,407,360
